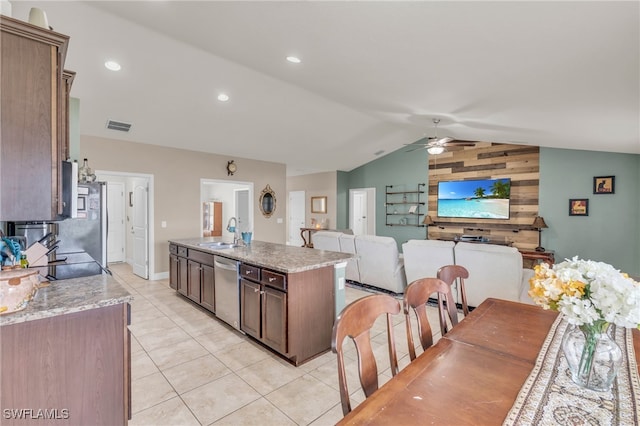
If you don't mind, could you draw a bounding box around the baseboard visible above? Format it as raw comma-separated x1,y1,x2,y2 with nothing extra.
152,271,169,280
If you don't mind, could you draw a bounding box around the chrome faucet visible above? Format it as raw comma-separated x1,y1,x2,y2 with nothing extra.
227,217,239,244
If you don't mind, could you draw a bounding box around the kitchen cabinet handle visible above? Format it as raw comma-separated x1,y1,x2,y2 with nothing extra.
254,287,260,293
269,277,276,282
260,291,265,295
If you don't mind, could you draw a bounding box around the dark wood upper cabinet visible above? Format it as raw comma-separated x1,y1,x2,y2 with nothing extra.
0,16,73,221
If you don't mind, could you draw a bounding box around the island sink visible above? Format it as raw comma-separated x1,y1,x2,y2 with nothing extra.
197,242,237,250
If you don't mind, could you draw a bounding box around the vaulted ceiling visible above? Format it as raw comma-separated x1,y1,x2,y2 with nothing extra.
11,1,640,175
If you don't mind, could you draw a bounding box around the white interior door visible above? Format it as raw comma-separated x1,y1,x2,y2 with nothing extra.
106,181,125,263
235,189,250,233
288,190,305,246
350,188,376,236
132,179,149,278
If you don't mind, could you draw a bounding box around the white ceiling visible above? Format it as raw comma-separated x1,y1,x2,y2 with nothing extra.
10,1,640,176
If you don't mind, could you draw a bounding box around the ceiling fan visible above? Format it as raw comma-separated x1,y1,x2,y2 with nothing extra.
405,118,477,154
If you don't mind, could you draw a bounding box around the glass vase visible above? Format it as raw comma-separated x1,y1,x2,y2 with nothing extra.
561,320,622,392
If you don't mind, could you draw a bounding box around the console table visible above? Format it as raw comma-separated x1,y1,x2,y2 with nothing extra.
437,237,512,246
301,227,338,248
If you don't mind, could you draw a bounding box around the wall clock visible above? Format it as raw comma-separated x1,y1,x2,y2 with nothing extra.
227,160,237,176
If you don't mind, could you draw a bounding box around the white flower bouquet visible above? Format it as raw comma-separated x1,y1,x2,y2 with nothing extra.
529,256,640,329
529,256,640,390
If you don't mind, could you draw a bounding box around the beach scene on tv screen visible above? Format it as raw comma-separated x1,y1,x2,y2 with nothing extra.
437,178,511,219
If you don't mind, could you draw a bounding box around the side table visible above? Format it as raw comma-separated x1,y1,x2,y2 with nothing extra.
519,249,555,269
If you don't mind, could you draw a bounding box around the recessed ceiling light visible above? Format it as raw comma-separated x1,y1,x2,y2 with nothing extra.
217,93,229,102
104,60,121,71
286,56,301,64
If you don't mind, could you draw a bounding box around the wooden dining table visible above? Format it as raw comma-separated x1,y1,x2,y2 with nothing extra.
338,298,640,425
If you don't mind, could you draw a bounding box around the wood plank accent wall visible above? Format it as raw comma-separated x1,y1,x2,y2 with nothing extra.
427,143,540,250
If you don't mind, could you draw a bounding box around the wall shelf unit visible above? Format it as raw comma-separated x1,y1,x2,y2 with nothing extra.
385,184,426,227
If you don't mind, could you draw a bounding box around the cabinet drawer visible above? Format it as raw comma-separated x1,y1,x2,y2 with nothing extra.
262,270,286,291
169,244,178,255
177,246,188,257
189,249,215,266
240,264,261,281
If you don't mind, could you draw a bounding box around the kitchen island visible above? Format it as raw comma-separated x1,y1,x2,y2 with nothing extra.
168,238,352,365
0,274,132,425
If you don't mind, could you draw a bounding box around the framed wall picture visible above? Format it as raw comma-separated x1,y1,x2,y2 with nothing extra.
593,176,615,194
569,198,589,216
311,196,327,213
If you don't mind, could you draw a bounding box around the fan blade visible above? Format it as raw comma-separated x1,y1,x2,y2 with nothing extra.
443,139,477,146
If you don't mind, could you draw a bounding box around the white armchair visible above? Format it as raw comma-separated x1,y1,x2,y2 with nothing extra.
402,239,456,284
355,235,407,294
311,231,342,252
453,242,534,307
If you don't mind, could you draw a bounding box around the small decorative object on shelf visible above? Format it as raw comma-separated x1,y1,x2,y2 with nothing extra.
529,257,640,391
78,158,96,183
385,183,425,227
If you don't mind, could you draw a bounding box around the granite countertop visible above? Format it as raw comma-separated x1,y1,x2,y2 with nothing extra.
0,274,132,326
169,238,352,273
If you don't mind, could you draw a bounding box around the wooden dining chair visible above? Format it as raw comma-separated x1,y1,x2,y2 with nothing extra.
331,294,401,416
437,264,470,333
403,278,452,361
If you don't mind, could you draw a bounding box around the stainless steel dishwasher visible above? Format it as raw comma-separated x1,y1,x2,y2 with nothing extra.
214,255,241,331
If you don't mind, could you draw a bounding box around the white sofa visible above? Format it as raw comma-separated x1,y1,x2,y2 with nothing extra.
312,231,360,283
453,242,534,307
401,239,534,307
338,233,360,283
312,231,406,293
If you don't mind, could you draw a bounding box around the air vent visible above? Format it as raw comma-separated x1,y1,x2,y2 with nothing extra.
106,119,132,132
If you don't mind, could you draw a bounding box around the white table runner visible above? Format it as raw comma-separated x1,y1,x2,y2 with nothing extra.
503,315,639,425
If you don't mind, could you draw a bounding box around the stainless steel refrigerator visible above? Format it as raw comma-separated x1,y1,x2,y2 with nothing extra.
55,182,109,277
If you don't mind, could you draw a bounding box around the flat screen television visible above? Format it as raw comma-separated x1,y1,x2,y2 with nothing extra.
437,178,511,219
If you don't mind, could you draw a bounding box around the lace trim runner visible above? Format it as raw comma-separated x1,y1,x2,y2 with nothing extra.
503,315,639,426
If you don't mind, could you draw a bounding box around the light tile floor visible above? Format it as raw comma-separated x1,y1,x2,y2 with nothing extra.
110,263,447,426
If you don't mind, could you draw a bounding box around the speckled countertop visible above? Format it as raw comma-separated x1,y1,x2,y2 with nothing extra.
0,274,132,326
169,238,352,273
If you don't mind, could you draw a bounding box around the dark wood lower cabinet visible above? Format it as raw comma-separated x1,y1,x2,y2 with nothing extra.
0,303,131,425
240,278,287,354
240,263,334,366
200,264,215,312
169,253,179,290
187,260,202,303
263,286,287,354
240,279,262,339
178,256,188,296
